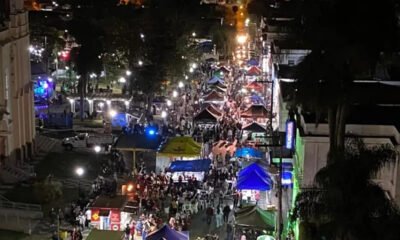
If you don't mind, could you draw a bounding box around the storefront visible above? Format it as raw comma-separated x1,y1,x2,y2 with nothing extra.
89,195,130,231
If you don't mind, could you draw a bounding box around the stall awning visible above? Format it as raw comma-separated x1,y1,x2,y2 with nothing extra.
158,137,201,157
242,122,266,133
203,90,224,102
169,159,211,172
194,105,222,123
246,82,264,91
235,147,263,159
247,66,262,76
238,162,270,179
235,206,275,231
146,224,189,240
237,163,272,191
241,105,269,119
247,58,259,66
207,76,224,84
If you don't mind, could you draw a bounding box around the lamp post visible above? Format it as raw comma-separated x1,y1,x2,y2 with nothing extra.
75,167,84,198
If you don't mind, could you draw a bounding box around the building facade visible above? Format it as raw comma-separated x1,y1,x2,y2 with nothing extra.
0,0,35,167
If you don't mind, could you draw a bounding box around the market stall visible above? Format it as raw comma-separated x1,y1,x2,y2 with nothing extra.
167,158,211,182
89,195,129,231
156,137,202,173
235,205,276,239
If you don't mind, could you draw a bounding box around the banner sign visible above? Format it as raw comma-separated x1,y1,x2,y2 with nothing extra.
285,120,295,149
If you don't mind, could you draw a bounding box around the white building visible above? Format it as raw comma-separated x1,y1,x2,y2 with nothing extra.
0,0,35,168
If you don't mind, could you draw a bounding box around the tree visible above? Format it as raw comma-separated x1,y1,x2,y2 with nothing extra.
69,6,104,121
291,0,398,163
292,139,400,240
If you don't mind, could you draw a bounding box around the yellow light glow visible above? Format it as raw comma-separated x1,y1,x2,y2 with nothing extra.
236,34,248,44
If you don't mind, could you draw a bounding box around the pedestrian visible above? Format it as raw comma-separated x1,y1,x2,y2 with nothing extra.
206,205,214,225
124,224,130,240
223,205,230,223
215,205,223,228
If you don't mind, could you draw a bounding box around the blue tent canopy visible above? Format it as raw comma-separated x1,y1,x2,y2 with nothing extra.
282,171,293,188
146,225,189,240
237,171,272,191
247,58,259,66
238,163,270,179
169,159,212,172
235,147,264,158
207,76,224,84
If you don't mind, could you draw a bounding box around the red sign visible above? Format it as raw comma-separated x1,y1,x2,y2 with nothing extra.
91,209,100,222
111,223,120,231
110,210,120,223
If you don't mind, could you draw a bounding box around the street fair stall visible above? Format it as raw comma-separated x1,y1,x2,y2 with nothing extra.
156,136,202,173
207,76,224,85
237,163,273,207
202,90,225,105
167,158,212,182
242,122,267,144
241,104,269,123
89,195,130,231
193,105,223,126
146,224,189,240
234,205,276,240
86,229,125,240
114,133,163,173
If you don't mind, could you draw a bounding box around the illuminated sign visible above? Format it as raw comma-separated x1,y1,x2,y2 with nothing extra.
285,120,295,149
91,209,99,222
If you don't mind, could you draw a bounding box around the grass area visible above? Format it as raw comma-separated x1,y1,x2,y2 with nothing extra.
35,151,105,179
0,230,28,240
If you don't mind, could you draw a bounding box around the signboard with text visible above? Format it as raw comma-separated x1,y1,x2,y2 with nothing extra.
285,120,295,149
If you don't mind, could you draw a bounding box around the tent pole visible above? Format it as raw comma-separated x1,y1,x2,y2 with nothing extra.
133,150,136,176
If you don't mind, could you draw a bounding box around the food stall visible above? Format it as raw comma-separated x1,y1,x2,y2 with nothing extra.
89,195,130,231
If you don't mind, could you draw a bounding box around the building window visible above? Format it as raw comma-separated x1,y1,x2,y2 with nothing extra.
0,0,10,27
288,60,295,66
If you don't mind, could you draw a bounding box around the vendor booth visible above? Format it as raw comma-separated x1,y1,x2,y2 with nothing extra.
146,224,189,240
202,90,225,104
114,133,162,173
235,205,276,239
237,163,273,208
167,158,211,182
89,195,129,231
156,137,202,173
242,122,267,144
207,76,224,85
241,105,269,119
193,105,223,125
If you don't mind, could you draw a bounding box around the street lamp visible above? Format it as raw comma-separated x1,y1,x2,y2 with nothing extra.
138,60,143,66
191,63,198,69
140,33,145,39
189,68,194,73
172,90,178,98
118,77,126,83
94,145,101,153
75,167,84,198
178,81,184,88
166,99,172,106
192,32,196,37
126,70,132,76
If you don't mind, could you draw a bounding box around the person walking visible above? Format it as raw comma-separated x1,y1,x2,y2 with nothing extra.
223,205,231,223
215,205,223,228
206,205,214,225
